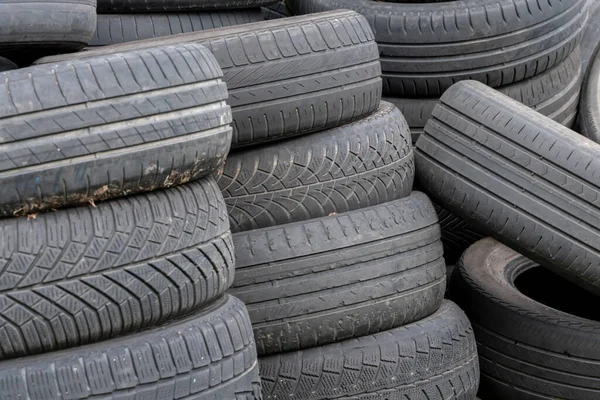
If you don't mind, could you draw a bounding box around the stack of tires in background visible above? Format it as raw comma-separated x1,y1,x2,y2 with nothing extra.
0,41,262,398
40,9,481,399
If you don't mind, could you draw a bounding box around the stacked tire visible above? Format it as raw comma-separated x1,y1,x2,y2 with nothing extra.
0,43,262,398
415,79,600,398
289,0,586,141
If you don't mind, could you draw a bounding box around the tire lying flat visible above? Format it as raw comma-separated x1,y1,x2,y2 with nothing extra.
219,101,414,232
0,177,235,359
230,192,446,356
453,238,600,400
0,43,231,216
388,47,583,143
0,295,262,400
259,300,479,400
0,0,96,64
289,0,586,96
415,80,600,295
37,11,382,149
91,10,265,46
97,0,279,13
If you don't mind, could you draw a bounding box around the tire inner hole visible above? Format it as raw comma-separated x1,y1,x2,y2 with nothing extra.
515,266,600,321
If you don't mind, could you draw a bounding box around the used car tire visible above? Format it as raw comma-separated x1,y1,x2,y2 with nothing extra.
416,80,600,295
452,237,600,400
259,300,479,400
230,192,446,356
0,295,262,399
91,10,265,46
290,0,586,96
38,11,383,149
1,43,231,216
262,1,290,19
0,0,96,64
0,177,235,359
388,47,582,142
219,101,414,232
580,43,600,142
97,0,279,13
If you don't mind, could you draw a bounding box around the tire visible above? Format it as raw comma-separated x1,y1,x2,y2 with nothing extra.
261,1,290,19
580,0,600,71
91,10,265,46
436,204,485,265
0,57,16,72
0,0,96,65
387,47,582,143
259,300,479,400
97,0,279,12
0,295,262,400
580,43,600,142
1,43,231,217
219,101,414,233
230,192,446,356
37,11,382,149
452,237,600,400
289,0,586,96
415,80,600,295
0,177,235,360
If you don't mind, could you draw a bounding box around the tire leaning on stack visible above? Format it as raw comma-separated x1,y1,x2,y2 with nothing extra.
38,11,383,149
453,238,600,399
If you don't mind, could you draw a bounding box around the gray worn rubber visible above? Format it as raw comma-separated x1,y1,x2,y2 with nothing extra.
387,47,582,143
231,192,446,356
261,1,290,19
290,0,586,96
0,0,96,64
1,43,231,216
259,300,479,400
219,101,414,232
91,10,264,46
415,80,600,295
452,238,600,400
581,43,600,142
0,295,262,399
38,11,382,149
97,0,278,12
0,177,235,360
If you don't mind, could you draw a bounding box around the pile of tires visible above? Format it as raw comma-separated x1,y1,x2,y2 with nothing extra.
0,41,262,398
416,79,600,399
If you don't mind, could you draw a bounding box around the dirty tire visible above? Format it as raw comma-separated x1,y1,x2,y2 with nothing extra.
452,237,600,400
230,192,446,356
38,11,382,149
415,80,600,295
581,43,600,142
0,295,262,399
259,300,479,400
219,101,414,232
0,177,235,360
2,43,231,216
388,47,583,143
261,1,290,19
91,10,265,46
0,0,96,64
97,0,278,12
435,204,485,265
289,0,586,96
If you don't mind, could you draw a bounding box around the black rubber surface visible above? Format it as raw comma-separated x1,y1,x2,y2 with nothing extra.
91,10,265,46
2,43,231,217
452,237,600,400
38,11,382,149
219,101,414,232
580,43,600,142
261,1,290,19
0,177,235,360
231,192,446,356
290,0,586,96
0,0,96,64
0,295,262,399
259,300,479,400
415,80,600,296
388,47,582,142
97,0,279,13
0,57,16,72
